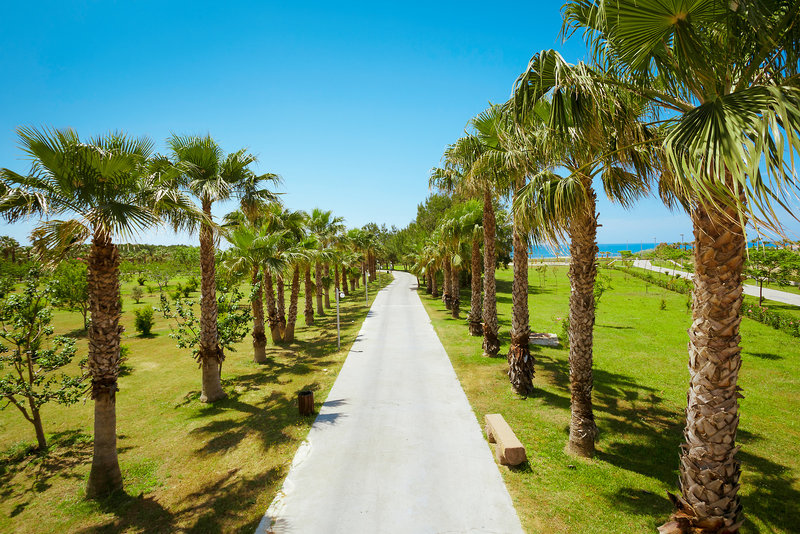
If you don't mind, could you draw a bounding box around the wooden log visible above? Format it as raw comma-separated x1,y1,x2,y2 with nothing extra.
298,390,314,416
485,413,526,466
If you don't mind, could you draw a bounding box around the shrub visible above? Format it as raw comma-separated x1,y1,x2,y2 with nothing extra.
134,305,155,336
137,275,146,286
131,286,144,304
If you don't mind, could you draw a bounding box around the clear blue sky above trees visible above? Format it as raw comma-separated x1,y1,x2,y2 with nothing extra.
1,1,797,245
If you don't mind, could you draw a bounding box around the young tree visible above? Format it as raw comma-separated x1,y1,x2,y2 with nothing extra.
0,273,83,450
51,259,90,328
745,248,799,305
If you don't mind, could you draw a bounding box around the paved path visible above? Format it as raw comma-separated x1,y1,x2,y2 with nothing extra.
256,271,524,534
633,259,800,307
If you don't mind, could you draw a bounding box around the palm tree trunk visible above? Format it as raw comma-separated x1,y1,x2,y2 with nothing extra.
285,266,301,343
264,270,282,343
426,271,433,295
431,269,439,298
251,267,267,364
507,200,533,395
450,265,460,318
315,262,324,315
566,189,599,457
663,202,746,533
469,233,483,336
341,265,349,295
304,266,314,326
85,230,124,498
324,263,331,309
482,188,500,357
334,264,340,294
197,203,225,403
277,274,286,338
443,258,452,309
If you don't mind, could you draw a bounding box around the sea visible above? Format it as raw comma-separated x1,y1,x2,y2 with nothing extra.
527,240,781,258
527,243,659,258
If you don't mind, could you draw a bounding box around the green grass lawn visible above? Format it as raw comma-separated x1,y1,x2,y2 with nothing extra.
419,266,800,533
0,273,392,533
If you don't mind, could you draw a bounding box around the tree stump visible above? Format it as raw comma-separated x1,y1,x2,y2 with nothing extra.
298,390,314,416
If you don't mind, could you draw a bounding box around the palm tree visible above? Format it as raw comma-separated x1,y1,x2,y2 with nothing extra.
513,51,655,455
222,223,285,363
308,209,345,313
167,134,278,403
455,201,483,335
560,2,800,530
472,105,536,395
0,127,197,498
431,134,506,357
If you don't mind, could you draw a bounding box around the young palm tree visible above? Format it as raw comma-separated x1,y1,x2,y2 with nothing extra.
456,201,483,335
308,209,345,312
561,2,800,530
0,127,197,498
167,134,278,403
222,224,285,363
513,51,655,455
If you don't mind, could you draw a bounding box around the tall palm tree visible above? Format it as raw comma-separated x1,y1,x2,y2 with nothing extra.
472,105,537,395
513,50,655,455
0,127,197,498
167,134,278,403
560,2,800,530
431,134,505,357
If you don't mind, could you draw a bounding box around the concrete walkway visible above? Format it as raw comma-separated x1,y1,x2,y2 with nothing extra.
633,259,800,307
256,271,524,534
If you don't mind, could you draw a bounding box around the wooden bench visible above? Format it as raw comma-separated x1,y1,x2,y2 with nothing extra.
485,414,527,466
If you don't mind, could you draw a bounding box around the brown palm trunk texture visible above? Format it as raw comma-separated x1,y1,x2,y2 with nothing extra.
507,210,533,395
285,266,301,343
661,202,747,534
443,259,452,309
566,192,599,457
251,267,267,364
324,263,331,309
315,262,324,315
85,231,124,498
304,266,314,326
276,274,286,339
264,270,282,343
450,265,460,319
469,233,483,336
197,207,226,403
482,188,500,357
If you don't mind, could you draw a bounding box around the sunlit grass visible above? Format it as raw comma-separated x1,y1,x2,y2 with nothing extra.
419,266,800,533
0,273,392,533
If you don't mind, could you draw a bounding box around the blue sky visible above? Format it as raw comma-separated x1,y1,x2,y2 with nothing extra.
0,1,796,246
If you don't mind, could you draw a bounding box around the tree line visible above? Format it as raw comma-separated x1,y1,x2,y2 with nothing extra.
404,2,800,533
0,131,391,501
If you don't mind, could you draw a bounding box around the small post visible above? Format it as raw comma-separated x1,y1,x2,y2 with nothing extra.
299,390,314,416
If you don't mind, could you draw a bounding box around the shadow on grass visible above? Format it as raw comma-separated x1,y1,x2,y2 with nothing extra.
532,353,800,530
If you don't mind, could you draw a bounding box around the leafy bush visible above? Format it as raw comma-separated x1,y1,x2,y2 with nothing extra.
137,275,146,286
131,286,144,304
743,304,800,338
134,305,155,336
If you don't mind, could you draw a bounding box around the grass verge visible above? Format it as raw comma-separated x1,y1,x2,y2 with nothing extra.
0,273,393,533
418,266,799,533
